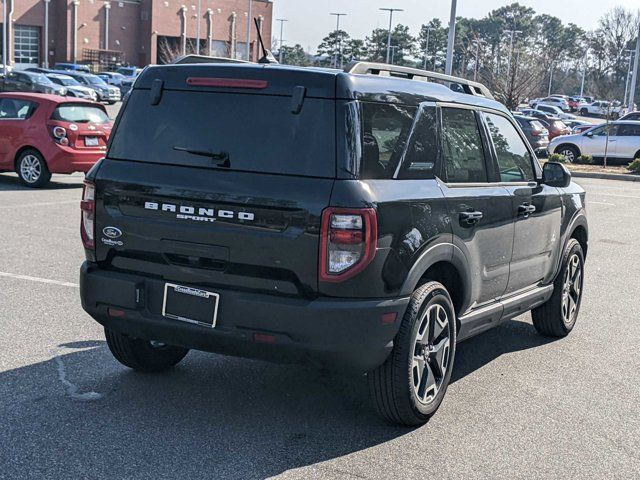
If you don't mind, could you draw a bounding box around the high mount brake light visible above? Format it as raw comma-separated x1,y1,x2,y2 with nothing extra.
319,208,378,283
185,77,269,89
80,181,96,250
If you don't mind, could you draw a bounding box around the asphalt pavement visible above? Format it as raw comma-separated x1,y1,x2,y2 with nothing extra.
0,174,639,479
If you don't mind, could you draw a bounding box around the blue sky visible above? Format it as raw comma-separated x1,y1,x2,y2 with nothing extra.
272,0,640,51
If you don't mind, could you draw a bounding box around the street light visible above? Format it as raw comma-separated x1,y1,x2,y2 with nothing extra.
579,49,589,98
379,8,403,64
422,26,434,70
548,62,555,96
246,0,253,61
503,29,522,77
276,18,288,63
445,0,457,75
629,21,640,111
623,49,634,108
330,13,347,69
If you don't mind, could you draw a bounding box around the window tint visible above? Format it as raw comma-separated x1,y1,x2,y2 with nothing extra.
0,99,36,119
397,106,438,179
484,113,534,182
590,125,618,136
361,102,416,179
618,124,640,136
52,104,109,124
441,108,487,183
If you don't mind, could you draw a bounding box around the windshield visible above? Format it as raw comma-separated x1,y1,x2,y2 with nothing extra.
530,120,545,131
87,76,107,86
52,105,110,124
108,89,335,177
117,68,136,76
32,74,54,85
52,76,81,86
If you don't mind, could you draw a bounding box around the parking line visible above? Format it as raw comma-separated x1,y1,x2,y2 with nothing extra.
0,271,79,288
0,200,78,210
589,201,615,206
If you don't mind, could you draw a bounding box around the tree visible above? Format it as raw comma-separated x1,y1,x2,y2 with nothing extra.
280,44,312,67
417,19,447,71
317,29,350,67
343,39,366,64
365,24,416,65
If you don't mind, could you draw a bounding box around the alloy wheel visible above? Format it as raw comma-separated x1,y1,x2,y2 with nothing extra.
412,304,451,405
560,148,575,163
561,253,582,325
20,155,41,184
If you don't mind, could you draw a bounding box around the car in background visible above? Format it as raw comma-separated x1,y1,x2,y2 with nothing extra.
620,111,640,122
46,73,99,101
62,72,121,104
578,100,621,118
513,114,549,155
97,71,125,87
519,108,571,139
0,92,112,187
0,70,67,96
562,119,591,131
572,124,596,134
53,63,92,74
548,121,640,164
119,76,137,96
568,96,587,112
532,96,570,112
115,66,141,78
529,103,576,121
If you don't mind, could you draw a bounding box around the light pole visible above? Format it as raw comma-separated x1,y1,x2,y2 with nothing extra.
548,62,555,96
629,21,640,111
623,49,634,108
1,0,5,74
276,18,288,63
503,29,522,77
579,48,589,98
422,26,433,70
43,0,51,67
196,0,201,54
379,8,403,64
473,39,483,81
330,13,347,69
445,0,457,75
246,0,252,61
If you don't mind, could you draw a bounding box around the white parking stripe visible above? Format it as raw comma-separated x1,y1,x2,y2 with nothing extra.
0,271,79,288
589,201,616,206
0,200,78,210
590,193,640,200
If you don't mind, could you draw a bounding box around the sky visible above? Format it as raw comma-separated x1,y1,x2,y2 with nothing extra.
271,0,640,52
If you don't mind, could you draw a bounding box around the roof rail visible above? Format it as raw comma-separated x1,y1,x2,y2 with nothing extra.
344,61,494,100
171,55,251,65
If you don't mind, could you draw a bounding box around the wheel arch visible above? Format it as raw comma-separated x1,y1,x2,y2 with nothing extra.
554,142,580,157
13,145,45,171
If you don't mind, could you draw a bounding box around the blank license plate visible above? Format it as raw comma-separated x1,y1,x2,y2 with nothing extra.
162,283,220,328
85,137,99,146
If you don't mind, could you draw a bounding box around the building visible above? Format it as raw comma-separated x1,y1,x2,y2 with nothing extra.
1,0,273,70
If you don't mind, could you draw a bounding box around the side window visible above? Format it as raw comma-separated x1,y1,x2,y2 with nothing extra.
397,106,438,179
360,102,416,179
484,113,534,182
0,99,36,119
441,107,487,183
591,124,618,137
619,124,640,136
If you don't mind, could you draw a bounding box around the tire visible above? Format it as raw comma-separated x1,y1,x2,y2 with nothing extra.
368,281,457,426
556,144,579,163
105,328,189,372
532,239,585,337
580,108,588,116
16,149,51,188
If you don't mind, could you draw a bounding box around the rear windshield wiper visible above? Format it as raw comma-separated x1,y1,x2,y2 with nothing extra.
173,146,230,167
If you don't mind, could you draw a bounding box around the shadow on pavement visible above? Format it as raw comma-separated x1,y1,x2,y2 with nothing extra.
0,173,84,191
0,318,554,479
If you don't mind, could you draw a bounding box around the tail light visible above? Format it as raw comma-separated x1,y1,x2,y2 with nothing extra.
319,208,378,282
80,181,96,249
51,125,69,146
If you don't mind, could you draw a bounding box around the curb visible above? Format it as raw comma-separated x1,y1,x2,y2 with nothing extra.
570,171,640,182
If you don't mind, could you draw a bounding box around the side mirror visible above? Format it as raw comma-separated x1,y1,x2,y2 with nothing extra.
585,131,593,137
542,162,571,188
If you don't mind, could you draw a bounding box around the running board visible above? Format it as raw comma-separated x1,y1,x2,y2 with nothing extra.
457,285,554,342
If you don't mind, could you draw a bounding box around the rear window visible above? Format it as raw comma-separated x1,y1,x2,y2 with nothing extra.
52,104,109,124
530,120,545,131
108,90,335,177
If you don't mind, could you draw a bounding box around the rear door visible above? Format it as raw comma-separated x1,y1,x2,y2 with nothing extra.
438,106,514,308
0,98,37,168
582,124,618,157
95,67,338,297
615,123,640,159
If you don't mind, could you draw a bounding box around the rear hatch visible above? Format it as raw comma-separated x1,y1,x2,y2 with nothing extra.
94,64,338,297
49,102,112,149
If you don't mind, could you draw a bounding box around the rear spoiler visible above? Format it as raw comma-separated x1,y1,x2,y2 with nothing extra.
345,61,494,100
171,55,251,65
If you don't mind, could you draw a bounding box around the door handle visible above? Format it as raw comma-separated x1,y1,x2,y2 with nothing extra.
459,210,483,226
518,203,536,217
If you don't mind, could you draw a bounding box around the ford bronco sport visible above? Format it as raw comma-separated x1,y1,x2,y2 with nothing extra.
79,60,588,426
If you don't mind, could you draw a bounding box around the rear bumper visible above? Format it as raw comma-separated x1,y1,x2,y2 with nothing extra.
45,145,105,174
80,262,409,372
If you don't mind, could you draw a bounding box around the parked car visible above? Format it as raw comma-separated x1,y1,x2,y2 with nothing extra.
532,96,570,112
571,123,596,134
0,70,67,96
62,72,121,104
0,93,112,187
530,103,576,121
567,96,587,112
97,71,125,87
79,61,588,426
519,109,571,140
115,66,142,78
620,111,640,122
562,119,591,130
582,96,594,104
45,73,99,101
579,100,622,118
53,63,92,73
513,114,549,154
119,76,137,96
549,121,640,164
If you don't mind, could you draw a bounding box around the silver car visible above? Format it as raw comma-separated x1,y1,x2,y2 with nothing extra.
548,121,640,163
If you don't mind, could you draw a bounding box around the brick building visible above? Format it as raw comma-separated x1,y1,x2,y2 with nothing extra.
1,0,273,70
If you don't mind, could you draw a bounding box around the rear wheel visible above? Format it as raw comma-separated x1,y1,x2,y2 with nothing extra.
532,239,585,337
556,145,579,163
580,108,588,116
368,281,456,426
105,328,189,372
16,149,51,188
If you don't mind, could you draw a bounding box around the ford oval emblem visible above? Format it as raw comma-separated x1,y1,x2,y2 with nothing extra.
103,226,122,239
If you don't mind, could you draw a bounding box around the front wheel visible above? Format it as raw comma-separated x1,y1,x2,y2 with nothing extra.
368,281,456,426
556,145,579,163
16,149,51,188
532,239,585,337
105,328,189,372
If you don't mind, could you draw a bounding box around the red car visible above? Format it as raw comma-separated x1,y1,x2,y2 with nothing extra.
0,93,112,187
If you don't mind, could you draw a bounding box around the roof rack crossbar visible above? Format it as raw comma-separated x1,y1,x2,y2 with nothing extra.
344,62,494,100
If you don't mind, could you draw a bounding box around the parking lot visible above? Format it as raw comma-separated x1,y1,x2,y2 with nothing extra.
0,173,638,479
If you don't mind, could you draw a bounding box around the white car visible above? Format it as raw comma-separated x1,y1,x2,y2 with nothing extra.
578,101,621,118
548,121,640,163
45,73,98,101
533,96,570,112
530,103,577,121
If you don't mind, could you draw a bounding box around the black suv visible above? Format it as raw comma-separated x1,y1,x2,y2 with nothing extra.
79,61,588,426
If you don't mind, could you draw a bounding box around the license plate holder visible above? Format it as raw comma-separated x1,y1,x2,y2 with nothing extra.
85,136,99,146
162,283,219,328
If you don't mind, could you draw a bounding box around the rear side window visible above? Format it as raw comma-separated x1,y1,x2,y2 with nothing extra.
441,108,487,183
618,123,640,136
108,90,335,177
396,106,438,179
484,112,534,182
0,99,37,119
52,104,109,124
